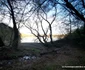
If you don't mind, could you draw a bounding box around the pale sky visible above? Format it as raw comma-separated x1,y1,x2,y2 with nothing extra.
0,13,68,35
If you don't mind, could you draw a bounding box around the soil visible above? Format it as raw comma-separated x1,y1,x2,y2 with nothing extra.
0,42,85,70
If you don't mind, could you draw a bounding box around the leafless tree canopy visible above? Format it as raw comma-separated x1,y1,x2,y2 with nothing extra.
0,0,85,48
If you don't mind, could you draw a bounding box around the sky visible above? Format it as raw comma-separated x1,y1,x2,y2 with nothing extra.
0,1,74,42
0,0,68,35
0,6,69,35
0,0,84,43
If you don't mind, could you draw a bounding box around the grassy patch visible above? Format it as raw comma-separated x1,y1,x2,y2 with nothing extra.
30,48,41,54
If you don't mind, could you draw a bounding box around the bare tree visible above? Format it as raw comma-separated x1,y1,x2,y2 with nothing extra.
32,0,85,34
6,0,19,49
25,6,57,46
62,0,85,33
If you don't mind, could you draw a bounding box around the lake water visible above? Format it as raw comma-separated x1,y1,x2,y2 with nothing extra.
21,36,62,43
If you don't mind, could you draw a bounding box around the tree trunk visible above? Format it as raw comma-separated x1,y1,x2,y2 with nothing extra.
0,37,4,47
12,27,19,49
7,0,19,50
49,24,53,44
64,0,85,34
84,23,85,34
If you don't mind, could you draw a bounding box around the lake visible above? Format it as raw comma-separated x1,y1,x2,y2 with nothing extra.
21,34,65,43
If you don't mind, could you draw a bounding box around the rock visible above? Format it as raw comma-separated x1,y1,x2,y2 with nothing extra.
23,56,31,60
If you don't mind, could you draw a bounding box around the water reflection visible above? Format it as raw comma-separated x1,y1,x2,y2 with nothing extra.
21,37,59,43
